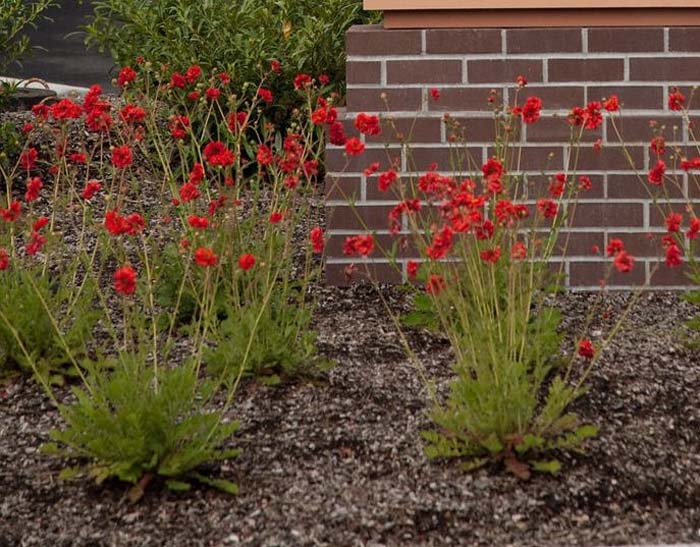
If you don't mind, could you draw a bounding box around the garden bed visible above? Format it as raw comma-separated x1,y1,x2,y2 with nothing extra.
2,286,699,547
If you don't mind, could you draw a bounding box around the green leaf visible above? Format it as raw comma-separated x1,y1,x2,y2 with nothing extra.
39,442,60,455
165,479,191,492
481,434,504,455
514,434,544,454
193,473,239,495
58,466,83,480
531,459,561,474
461,458,488,472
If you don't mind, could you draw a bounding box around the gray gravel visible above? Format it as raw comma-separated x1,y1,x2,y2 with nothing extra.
1,287,700,547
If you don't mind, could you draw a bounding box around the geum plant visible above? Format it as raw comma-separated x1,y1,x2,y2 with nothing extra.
329,80,644,478
608,87,700,332
0,63,330,496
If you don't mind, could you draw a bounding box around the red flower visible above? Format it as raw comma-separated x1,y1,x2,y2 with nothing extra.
83,84,102,110
687,217,700,240
0,248,8,270
426,273,445,296
188,163,205,185
311,108,327,125
187,91,200,102
20,148,38,170
32,216,49,231
1,201,21,222
579,175,592,191
257,88,273,104
329,121,347,146
124,213,145,235
584,101,603,130
284,175,299,190
511,242,527,259
170,115,190,139
613,251,634,273
343,234,374,257
549,173,566,198
206,87,221,101
86,109,113,133
606,238,625,257
80,180,102,200
480,247,501,264
22,123,33,134
318,74,330,85
114,266,137,295
536,199,558,219
32,103,49,119
578,339,595,359
203,141,235,167
516,75,528,87
310,227,325,253
256,144,274,166
407,260,420,279
119,104,146,124
271,59,281,73
111,145,133,169
117,66,137,87
378,169,397,192
520,96,542,124
269,211,283,224
603,95,619,112
25,231,46,256
668,87,685,111
666,212,682,233
650,136,665,156
188,215,209,229
293,73,313,90
354,113,381,136
482,158,504,179
194,247,218,267
344,137,365,156
430,88,440,101
104,210,128,236
69,152,87,164
179,182,201,202
648,160,665,185
568,106,586,126
666,243,682,267
239,253,256,271
25,177,43,202
170,72,186,89
426,225,454,260
364,162,380,177
186,65,202,84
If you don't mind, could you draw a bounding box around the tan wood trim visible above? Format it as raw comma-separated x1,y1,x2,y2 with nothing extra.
366,0,700,9
383,8,700,28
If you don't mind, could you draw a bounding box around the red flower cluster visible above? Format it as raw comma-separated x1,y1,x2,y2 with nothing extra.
354,113,381,136
20,148,38,170
111,145,133,169
81,180,102,200
0,248,8,270
117,66,137,87
343,234,374,257
310,227,325,253
648,160,665,185
1,201,21,222
344,137,365,157
605,238,634,273
668,87,685,111
25,177,43,202
194,247,218,267
578,339,595,359
239,253,256,270
568,101,603,130
514,96,542,124
104,210,145,236
203,141,235,167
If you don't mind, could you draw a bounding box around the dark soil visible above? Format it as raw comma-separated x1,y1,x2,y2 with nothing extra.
2,287,700,547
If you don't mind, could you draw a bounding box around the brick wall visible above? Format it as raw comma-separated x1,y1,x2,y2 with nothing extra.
324,24,700,289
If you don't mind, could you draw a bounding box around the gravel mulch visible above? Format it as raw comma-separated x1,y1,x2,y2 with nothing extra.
1,287,700,547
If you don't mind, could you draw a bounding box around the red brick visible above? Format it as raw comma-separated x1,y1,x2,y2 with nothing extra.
467,59,543,84
447,116,498,142
507,28,581,54
426,29,501,54
649,262,692,286
371,117,443,144
575,145,644,171
346,88,422,112
346,61,381,85
346,25,421,56
587,86,664,110
408,146,483,172
325,147,398,174
649,203,691,228
630,57,700,82
486,146,564,171
387,60,463,85
570,203,644,228
588,28,664,52
549,58,624,83
324,261,402,286
607,232,663,257
607,173,685,200
325,176,362,201
669,28,700,52
526,116,601,143
551,231,605,257
428,87,502,112
327,205,396,231
526,86,585,110
608,116,680,144
569,261,645,287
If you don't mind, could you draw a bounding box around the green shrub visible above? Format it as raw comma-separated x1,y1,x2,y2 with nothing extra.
0,0,56,74
84,0,379,105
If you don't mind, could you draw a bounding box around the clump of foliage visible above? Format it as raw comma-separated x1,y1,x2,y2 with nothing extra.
83,0,379,107
333,85,640,477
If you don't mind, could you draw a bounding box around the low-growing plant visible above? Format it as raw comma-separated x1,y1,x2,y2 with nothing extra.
330,82,646,477
0,0,56,74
